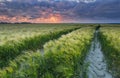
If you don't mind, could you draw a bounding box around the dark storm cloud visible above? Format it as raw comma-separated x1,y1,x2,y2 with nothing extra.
0,0,120,23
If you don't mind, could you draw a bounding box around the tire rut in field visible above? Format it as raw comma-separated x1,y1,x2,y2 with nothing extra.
84,30,113,78
40,48,44,55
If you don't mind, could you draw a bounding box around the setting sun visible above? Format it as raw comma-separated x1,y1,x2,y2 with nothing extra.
48,14,62,23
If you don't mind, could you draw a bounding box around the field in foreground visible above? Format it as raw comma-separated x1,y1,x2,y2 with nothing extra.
0,24,120,78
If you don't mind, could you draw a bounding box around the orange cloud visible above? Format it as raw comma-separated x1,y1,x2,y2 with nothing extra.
0,14,62,23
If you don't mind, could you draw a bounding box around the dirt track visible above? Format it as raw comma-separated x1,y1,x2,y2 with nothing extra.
84,30,113,78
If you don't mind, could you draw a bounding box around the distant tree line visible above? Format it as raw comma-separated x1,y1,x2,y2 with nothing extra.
0,22,31,24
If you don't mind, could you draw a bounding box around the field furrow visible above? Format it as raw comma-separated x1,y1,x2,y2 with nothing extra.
0,24,80,68
0,27,94,78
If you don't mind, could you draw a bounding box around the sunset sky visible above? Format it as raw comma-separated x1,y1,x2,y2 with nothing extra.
0,0,120,23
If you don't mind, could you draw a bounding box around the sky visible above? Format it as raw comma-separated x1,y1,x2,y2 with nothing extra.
0,0,120,23
0,0,96,2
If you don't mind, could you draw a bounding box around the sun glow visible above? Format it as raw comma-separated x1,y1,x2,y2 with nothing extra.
48,14,62,23
0,14,62,23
